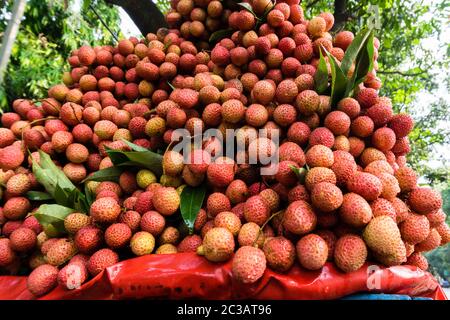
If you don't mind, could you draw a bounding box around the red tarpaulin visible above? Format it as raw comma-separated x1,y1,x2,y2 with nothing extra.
0,253,447,300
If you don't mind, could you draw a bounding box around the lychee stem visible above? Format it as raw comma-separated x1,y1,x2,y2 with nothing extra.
254,209,284,247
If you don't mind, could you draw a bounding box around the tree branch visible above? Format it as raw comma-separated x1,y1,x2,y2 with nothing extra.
332,0,348,31
377,70,427,77
104,0,168,35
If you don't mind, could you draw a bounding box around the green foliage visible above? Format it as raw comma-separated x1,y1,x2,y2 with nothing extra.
0,0,122,110
155,0,171,14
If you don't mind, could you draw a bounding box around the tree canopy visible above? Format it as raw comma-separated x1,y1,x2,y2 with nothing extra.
0,0,121,109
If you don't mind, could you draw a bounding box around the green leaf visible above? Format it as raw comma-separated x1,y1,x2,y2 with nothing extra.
340,27,373,76
238,2,256,15
106,148,163,176
289,165,307,184
314,48,329,94
324,50,348,106
167,81,175,91
82,166,123,183
26,191,53,201
180,185,206,234
121,139,149,152
345,30,375,96
209,28,234,44
34,204,75,234
84,183,95,207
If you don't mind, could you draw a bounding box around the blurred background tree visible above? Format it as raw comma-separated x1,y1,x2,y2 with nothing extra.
0,0,122,110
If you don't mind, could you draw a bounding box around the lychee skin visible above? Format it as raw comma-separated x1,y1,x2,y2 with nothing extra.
394,167,417,193
415,228,442,252
283,200,317,235
296,234,328,271
206,192,232,217
130,231,155,256
334,235,367,273
152,187,180,216
75,226,103,254
346,172,382,201
243,195,270,226
406,252,428,270
214,211,242,236
27,264,59,297
105,223,132,249
363,216,407,266
400,214,431,245
64,213,91,234
90,197,121,224
389,113,414,138
3,197,31,220
207,162,235,188
408,187,442,214
46,238,77,266
9,227,37,252
177,235,202,253
263,236,295,272
0,238,16,267
200,227,235,262
87,248,119,276
238,222,265,248
311,182,343,212
232,246,266,284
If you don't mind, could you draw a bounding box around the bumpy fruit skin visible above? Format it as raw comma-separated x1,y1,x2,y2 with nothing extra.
296,234,328,271
87,248,119,276
140,211,165,236
0,238,16,266
9,227,37,252
130,231,155,256
27,264,59,297
105,223,132,249
339,193,373,227
400,214,430,245
394,167,417,193
199,227,235,262
243,195,270,226
283,200,317,235
311,182,343,212
214,211,242,236
406,252,428,270
346,172,382,201
75,226,103,254
152,187,180,216
90,197,121,224
408,187,442,214
389,113,414,138
334,235,367,273
263,236,295,272
64,213,91,234
207,161,235,188
305,144,334,168
363,216,407,266
238,222,265,248
46,238,77,266
232,246,266,284
177,235,202,253
156,244,178,254
415,229,441,252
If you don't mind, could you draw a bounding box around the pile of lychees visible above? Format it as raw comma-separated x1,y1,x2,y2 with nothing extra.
0,0,448,298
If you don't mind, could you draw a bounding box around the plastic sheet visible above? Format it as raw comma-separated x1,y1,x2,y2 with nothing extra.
0,253,447,300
